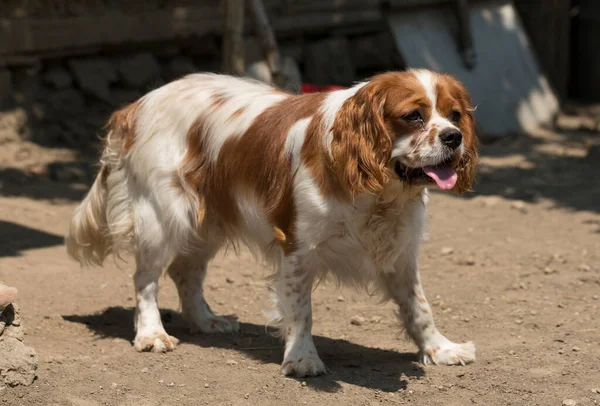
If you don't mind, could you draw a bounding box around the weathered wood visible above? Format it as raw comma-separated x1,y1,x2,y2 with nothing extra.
222,0,246,75
248,0,284,87
0,7,222,57
0,5,384,62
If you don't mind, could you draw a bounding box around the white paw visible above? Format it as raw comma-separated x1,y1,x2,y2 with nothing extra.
133,332,179,353
190,315,239,334
280,356,326,377
421,341,476,366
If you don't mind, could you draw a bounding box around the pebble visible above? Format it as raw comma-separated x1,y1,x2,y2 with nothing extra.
226,277,234,284
543,267,557,275
167,382,175,387
110,383,118,389
301,381,307,387
226,359,238,366
572,346,581,352
337,296,345,302
370,316,382,323
441,247,454,255
158,379,164,384
563,400,576,406
591,388,600,394
510,200,528,213
579,264,592,272
558,349,564,354
350,316,366,326
141,367,148,373
204,383,209,388
515,319,523,325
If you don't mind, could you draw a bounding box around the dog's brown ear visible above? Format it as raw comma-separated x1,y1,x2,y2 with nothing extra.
330,86,392,198
440,76,478,194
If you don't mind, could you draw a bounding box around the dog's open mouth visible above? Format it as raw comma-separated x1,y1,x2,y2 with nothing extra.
394,158,458,190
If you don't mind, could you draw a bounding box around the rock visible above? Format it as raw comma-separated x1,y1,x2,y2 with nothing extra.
579,264,592,272
337,296,345,302
0,284,17,312
165,56,197,80
562,400,577,406
441,247,454,256
118,53,161,88
43,66,73,89
226,359,238,366
572,346,581,352
304,37,356,86
141,367,148,373
350,315,365,326
245,57,302,94
543,267,557,275
510,200,528,213
204,383,209,388
0,300,37,387
591,388,600,394
226,277,234,284
68,58,118,102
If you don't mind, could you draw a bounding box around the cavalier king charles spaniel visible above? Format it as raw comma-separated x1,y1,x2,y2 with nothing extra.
67,69,478,377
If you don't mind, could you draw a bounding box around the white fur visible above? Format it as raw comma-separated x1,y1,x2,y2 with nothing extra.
66,71,475,376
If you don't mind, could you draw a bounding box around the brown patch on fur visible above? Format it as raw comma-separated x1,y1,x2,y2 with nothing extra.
104,99,143,153
436,75,479,194
230,107,245,121
211,92,229,109
181,91,326,254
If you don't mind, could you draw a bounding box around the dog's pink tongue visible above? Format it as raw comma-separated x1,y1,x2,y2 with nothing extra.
423,165,457,190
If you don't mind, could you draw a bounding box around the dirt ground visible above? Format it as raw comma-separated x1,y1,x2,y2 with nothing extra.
1,107,599,406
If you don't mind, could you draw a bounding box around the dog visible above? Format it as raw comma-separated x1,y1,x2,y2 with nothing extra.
66,69,478,377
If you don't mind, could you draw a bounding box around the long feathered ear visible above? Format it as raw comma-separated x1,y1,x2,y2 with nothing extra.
330,86,392,198
454,97,479,194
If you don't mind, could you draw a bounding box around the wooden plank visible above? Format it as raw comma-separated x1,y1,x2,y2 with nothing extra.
0,7,222,56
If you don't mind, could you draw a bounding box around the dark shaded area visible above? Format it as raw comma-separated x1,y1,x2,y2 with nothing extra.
441,129,600,218
0,220,64,257
63,306,423,393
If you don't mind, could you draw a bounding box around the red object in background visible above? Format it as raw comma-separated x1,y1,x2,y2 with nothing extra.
301,83,345,93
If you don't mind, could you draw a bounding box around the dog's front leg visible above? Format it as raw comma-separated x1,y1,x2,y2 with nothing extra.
275,254,326,377
382,258,476,365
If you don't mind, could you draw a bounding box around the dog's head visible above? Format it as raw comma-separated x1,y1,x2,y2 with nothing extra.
331,70,478,197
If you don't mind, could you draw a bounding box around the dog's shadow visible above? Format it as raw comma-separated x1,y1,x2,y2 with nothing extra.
63,307,424,393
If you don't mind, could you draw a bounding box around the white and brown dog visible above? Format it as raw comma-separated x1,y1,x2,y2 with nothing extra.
66,69,478,377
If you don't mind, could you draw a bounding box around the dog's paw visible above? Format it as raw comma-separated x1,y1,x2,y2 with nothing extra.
422,341,475,366
189,315,239,334
133,332,179,353
280,356,326,377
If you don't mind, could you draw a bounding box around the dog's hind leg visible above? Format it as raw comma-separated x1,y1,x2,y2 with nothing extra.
167,245,239,334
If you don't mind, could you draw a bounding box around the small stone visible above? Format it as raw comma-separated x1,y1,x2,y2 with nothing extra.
337,296,345,302
558,303,565,308
141,367,148,373
456,372,466,378
572,346,581,352
167,382,175,387
463,257,476,266
558,349,564,354
515,319,523,325
563,400,577,406
226,277,234,284
591,388,600,394
301,381,307,387
226,359,238,366
350,316,365,326
593,295,599,300
510,200,528,213
244,393,250,399
370,316,382,323
110,382,118,389
509,350,516,356
158,379,164,384
441,247,454,255
204,383,209,388
543,267,557,275
579,264,592,272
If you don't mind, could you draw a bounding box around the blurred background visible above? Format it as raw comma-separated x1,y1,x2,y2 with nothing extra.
1,2,600,404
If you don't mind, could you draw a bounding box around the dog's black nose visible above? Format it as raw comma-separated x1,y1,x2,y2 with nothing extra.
439,129,462,149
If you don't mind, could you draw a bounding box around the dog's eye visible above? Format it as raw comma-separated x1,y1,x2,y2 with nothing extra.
402,110,423,123
450,110,461,123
